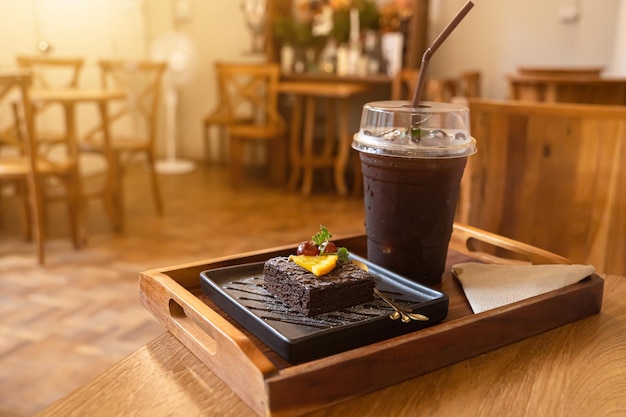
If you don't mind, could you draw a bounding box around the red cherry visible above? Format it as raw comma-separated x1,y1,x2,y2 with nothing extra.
297,241,320,256
322,241,337,254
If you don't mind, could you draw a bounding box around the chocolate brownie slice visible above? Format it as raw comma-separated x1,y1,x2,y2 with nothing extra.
263,256,375,316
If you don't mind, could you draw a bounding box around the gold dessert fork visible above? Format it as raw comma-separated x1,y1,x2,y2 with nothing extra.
373,288,429,322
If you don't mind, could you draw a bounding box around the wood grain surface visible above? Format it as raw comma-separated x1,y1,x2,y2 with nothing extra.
1,163,367,417
462,99,626,276
131,228,603,417
506,74,626,104
37,270,625,417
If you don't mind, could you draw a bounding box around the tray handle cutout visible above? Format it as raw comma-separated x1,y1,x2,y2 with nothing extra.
169,298,217,355
139,270,277,379
451,223,572,265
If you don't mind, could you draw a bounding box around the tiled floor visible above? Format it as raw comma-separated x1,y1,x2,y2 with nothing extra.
0,163,366,416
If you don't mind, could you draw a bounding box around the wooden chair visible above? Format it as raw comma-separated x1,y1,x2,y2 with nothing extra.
202,63,252,164
459,99,626,275
390,68,419,100
427,78,458,102
0,96,22,151
16,55,84,147
16,55,84,90
391,69,481,102
218,63,287,187
458,70,482,98
0,72,82,264
0,72,34,241
390,68,451,101
81,59,167,224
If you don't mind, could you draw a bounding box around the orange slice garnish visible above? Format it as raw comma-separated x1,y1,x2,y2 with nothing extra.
289,254,338,277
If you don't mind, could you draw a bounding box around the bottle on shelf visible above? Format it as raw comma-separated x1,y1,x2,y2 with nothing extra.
347,7,362,75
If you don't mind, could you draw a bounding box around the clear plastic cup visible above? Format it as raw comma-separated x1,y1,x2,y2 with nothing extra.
352,100,476,285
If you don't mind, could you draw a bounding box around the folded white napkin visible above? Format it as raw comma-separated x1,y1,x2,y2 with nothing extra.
452,262,595,314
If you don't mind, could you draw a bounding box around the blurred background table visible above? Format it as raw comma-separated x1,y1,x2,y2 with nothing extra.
29,88,126,239
278,81,369,196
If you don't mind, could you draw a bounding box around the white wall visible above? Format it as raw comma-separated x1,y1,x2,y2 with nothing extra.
0,0,146,84
610,0,626,75
166,0,624,157
0,0,147,175
2,0,624,160
0,0,260,162
144,0,265,161
428,0,621,98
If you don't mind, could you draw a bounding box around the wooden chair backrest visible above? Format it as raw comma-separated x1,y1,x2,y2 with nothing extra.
0,72,36,165
97,59,167,144
459,99,626,275
16,56,85,139
458,70,481,98
0,71,79,172
0,77,23,150
215,62,282,126
205,62,243,123
390,69,419,101
0,72,47,262
16,55,84,90
1,72,83,263
391,69,481,102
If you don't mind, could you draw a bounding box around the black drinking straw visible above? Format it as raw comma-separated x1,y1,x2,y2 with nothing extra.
411,0,475,107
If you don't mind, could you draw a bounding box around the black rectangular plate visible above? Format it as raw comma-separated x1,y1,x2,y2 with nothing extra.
199,254,449,363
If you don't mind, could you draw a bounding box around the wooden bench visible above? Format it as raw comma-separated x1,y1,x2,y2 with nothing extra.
458,99,626,275
506,74,626,105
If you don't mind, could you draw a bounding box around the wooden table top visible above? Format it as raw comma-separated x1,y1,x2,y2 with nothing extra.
280,72,392,84
277,81,370,98
37,271,626,417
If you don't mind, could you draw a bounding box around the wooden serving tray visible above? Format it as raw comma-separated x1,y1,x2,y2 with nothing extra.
139,224,604,417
